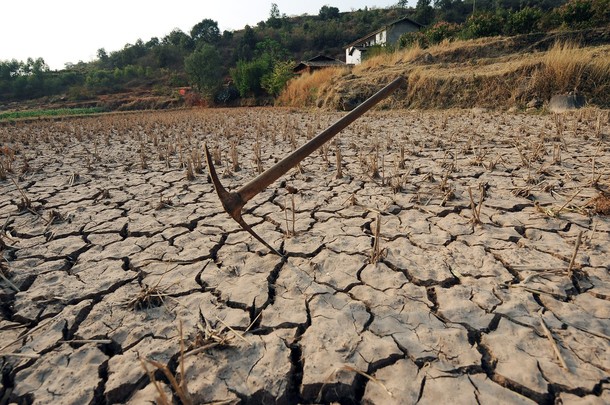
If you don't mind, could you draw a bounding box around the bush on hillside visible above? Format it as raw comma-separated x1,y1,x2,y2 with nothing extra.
426,22,461,44
461,12,506,39
399,30,429,49
506,7,544,35
559,0,595,28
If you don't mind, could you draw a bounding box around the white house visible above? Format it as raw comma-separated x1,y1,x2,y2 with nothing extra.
345,16,423,65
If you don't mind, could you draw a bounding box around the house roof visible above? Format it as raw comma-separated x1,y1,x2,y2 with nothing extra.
344,15,423,49
293,55,345,72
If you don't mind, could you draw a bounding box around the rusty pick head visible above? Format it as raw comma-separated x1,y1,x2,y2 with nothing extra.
204,144,283,256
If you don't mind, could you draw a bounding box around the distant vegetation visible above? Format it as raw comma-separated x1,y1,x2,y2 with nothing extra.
400,0,609,47
0,107,105,121
0,0,608,108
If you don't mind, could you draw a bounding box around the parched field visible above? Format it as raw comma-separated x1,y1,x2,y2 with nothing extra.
0,107,609,404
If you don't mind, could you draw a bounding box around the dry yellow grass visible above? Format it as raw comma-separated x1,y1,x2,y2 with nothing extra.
352,43,425,74
277,67,347,107
532,41,610,97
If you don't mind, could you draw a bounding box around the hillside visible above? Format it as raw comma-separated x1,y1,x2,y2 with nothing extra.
0,6,405,112
282,26,610,111
1,0,609,113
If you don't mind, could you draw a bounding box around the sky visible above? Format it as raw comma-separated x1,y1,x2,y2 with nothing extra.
1,1,407,70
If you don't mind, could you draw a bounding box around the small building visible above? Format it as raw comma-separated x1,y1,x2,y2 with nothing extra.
345,16,423,65
293,55,345,75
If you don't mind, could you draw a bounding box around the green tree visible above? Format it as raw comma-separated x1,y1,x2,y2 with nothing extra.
267,3,283,28
97,48,109,62
222,30,234,41
231,58,269,97
559,0,595,28
460,12,505,38
231,39,291,97
184,45,222,99
255,38,289,62
191,19,220,44
506,7,543,34
319,5,340,20
237,25,257,61
261,60,294,97
153,45,184,68
145,37,160,48
414,0,435,25
426,21,461,44
434,0,471,23
163,29,194,51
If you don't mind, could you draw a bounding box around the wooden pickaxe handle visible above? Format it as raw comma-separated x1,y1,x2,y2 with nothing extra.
205,76,405,254
238,76,405,203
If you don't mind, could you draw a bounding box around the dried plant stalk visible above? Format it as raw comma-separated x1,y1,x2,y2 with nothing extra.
468,186,484,225
291,194,296,236
336,146,343,179
139,320,192,405
284,195,291,237
185,158,195,181
213,144,222,166
370,213,383,263
398,145,405,169
254,138,263,174
140,146,148,170
192,150,203,174
539,315,569,371
230,141,240,172
567,231,583,279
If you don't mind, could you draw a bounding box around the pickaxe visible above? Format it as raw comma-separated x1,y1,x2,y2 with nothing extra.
204,76,405,255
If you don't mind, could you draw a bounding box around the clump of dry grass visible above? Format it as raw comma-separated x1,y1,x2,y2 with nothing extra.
212,144,222,166
534,41,610,96
277,67,347,107
0,146,16,181
590,193,610,215
126,282,168,310
11,178,38,214
156,195,173,210
0,162,7,181
353,43,424,74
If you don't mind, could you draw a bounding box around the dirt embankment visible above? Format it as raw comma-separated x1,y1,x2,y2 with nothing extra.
312,27,610,111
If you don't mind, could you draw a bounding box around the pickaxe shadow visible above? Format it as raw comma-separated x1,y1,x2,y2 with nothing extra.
204,76,405,256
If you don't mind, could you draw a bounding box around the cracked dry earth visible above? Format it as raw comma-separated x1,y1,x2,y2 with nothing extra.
1,107,609,405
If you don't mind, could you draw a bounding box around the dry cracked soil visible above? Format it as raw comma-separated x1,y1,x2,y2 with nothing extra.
0,107,609,404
